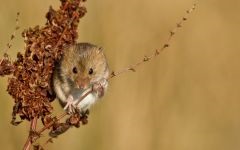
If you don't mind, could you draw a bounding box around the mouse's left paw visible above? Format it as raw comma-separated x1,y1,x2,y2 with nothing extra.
93,82,104,97
64,95,80,114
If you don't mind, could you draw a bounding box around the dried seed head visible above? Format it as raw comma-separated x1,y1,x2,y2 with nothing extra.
7,0,87,122
0,59,14,76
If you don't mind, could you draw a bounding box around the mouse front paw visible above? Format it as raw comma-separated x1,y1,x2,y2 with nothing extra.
64,95,79,114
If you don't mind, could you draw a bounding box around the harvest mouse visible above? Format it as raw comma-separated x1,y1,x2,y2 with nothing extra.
53,43,109,114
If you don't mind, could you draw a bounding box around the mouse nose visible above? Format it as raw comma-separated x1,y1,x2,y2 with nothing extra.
76,76,90,89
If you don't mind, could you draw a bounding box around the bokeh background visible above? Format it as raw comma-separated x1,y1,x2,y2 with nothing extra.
1,0,240,150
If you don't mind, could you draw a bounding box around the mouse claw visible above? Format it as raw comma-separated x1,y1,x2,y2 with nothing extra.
92,83,101,96
93,81,106,97
64,95,79,114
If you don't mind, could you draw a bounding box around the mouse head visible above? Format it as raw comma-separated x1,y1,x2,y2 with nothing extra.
60,43,109,89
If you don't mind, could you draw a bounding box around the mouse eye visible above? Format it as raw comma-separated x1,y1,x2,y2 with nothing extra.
72,67,78,74
88,68,93,75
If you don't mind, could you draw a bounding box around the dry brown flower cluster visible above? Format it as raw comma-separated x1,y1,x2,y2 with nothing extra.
0,57,14,76
7,0,87,123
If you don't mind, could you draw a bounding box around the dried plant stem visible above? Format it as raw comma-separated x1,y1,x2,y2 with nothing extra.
37,112,67,134
40,90,92,147
23,117,37,150
26,89,93,148
0,13,19,76
36,89,93,138
3,12,20,56
41,138,54,150
109,3,197,79
52,11,79,52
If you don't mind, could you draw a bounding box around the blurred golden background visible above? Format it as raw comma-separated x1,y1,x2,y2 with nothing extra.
1,0,240,149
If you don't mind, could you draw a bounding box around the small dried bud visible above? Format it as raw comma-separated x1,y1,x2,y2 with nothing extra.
177,23,182,28
129,68,136,72
143,56,150,61
170,31,175,36
163,44,169,48
0,58,14,76
155,49,160,55
49,123,70,138
111,71,116,77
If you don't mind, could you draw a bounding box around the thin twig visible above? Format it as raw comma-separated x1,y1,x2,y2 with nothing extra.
52,11,79,52
23,117,37,150
3,12,20,57
75,88,93,106
109,3,197,79
37,112,67,134
36,88,93,134
41,138,54,149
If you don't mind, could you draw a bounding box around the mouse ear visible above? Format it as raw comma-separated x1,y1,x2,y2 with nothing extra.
97,46,103,53
98,47,103,51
